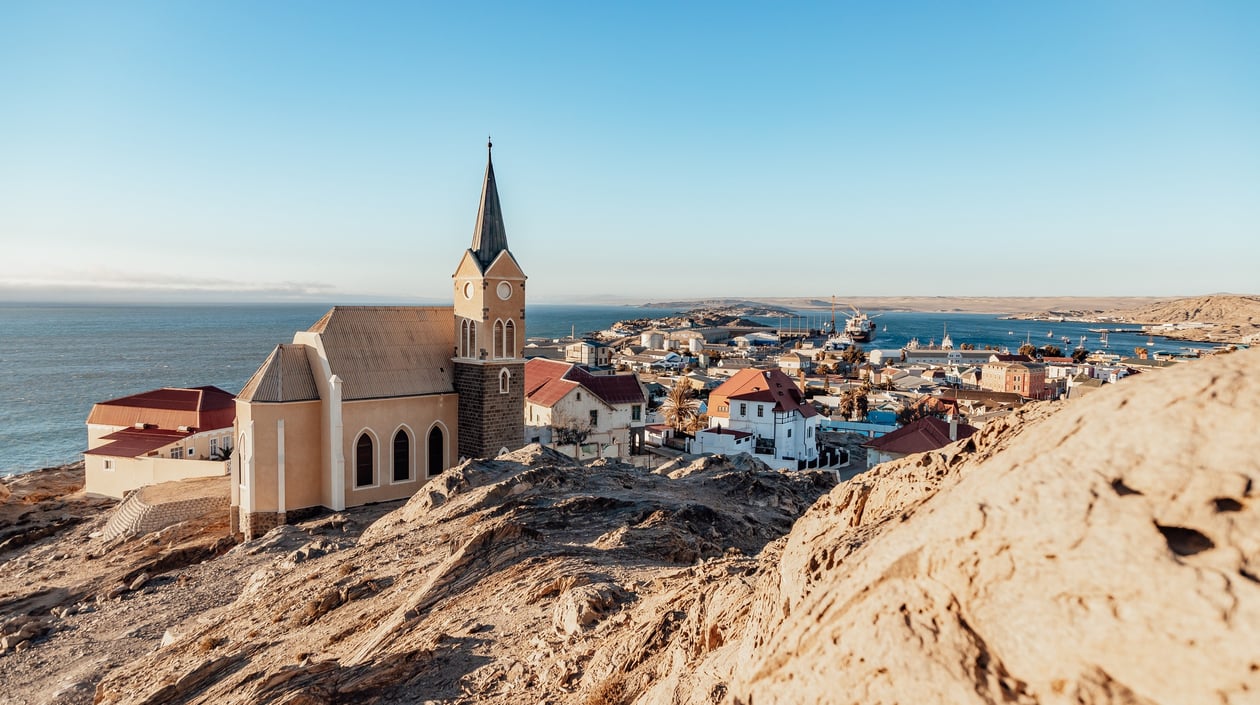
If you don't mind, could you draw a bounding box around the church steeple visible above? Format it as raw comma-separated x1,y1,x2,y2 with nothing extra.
470,138,508,270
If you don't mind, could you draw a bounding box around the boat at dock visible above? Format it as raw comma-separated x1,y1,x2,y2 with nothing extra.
844,307,877,343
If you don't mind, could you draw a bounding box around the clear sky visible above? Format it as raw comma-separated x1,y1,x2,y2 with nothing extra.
2,1,1257,304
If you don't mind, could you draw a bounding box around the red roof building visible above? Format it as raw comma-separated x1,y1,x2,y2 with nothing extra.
701,368,821,467
524,359,647,458
862,416,977,468
84,386,237,498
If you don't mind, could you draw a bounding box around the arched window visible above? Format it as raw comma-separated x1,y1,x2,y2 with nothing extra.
469,322,477,359
428,426,444,477
505,319,516,359
460,320,471,358
499,368,511,394
392,429,410,482
355,433,374,487
493,319,505,358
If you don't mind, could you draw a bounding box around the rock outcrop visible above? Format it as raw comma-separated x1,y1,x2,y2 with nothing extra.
726,346,1259,704
90,450,834,704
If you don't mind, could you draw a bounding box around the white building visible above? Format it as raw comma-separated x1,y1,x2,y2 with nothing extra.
700,368,821,468
524,359,647,459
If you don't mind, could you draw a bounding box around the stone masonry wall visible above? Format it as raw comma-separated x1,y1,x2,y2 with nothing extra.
102,493,230,542
242,510,284,541
454,360,524,460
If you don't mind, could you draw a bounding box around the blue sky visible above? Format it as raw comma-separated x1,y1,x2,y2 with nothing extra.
2,1,1257,303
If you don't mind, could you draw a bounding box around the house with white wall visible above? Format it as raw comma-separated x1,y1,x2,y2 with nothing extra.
701,368,820,469
524,359,647,459
85,386,235,498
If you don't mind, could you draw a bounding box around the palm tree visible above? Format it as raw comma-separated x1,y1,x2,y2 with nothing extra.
837,384,870,421
840,344,866,366
661,378,701,433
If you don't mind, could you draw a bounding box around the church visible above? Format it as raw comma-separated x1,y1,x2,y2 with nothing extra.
231,143,527,538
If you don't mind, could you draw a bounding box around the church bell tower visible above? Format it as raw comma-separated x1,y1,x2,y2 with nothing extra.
452,140,526,459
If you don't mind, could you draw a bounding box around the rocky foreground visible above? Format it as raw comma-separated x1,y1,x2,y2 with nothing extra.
3,348,1259,704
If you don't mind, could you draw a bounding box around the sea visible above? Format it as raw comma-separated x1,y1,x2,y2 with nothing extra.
0,302,1220,477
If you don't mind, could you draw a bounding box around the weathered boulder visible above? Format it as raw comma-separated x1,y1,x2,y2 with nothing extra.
734,347,1260,704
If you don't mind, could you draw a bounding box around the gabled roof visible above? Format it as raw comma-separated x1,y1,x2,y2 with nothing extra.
711,368,818,419
863,416,976,455
471,140,509,271
237,344,320,403
87,386,235,431
524,359,645,409
525,359,581,407
304,306,455,401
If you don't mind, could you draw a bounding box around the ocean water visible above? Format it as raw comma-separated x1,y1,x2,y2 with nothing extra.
0,303,1216,476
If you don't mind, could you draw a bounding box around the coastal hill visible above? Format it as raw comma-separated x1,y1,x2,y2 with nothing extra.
2,349,1258,703
664,295,1170,315
1008,293,1260,345
1102,293,1260,323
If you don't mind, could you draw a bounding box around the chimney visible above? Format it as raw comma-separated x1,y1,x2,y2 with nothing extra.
947,414,958,441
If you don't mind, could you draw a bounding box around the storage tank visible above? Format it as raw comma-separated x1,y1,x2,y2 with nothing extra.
641,331,665,349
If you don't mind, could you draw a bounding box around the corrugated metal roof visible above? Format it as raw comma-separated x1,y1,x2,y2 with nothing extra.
85,427,191,457
862,416,977,455
308,306,455,400
711,369,818,419
237,344,321,403
525,359,644,409
525,359,581,407
86,386,236,431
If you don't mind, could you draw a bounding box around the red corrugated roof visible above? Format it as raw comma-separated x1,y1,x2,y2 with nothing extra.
566,366,645,405
863,417,976,455
84,427,191,458
525,359,581,407
524,359,644,408
87,386,236,431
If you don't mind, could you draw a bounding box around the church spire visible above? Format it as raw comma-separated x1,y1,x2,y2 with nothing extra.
470,138,509,269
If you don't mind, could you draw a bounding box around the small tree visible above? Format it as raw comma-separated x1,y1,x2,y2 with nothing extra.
551,412,591,446
1072,348,1090,363
1134,347,1149,359
1017,343,1037,358
896,397,941,426
1040,344,1063,358
959,342,975,350
838,384,871,421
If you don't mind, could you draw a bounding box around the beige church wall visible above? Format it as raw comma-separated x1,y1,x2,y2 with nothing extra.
340,393,459,507
235,400,323,514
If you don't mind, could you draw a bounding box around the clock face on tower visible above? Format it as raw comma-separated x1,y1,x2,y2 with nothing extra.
462,282,474,300
496,281,512,300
